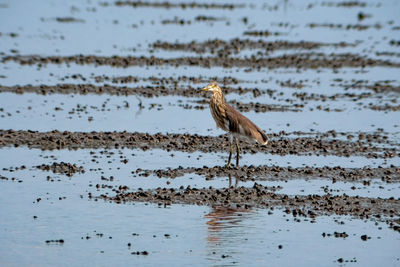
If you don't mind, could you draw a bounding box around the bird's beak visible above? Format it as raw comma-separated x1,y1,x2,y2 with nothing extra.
202,87,209,91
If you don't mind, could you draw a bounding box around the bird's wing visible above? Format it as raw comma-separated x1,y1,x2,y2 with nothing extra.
225,104,268,145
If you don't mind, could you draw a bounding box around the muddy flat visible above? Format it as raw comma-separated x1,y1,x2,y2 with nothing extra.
0,0,399,266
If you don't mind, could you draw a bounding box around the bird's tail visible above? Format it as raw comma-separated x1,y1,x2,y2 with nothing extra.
257,130,269,145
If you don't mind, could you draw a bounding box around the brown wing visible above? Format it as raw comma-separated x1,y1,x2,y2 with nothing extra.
225,104,268,145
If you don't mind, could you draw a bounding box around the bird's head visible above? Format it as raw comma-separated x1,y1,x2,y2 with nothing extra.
202,82,221,93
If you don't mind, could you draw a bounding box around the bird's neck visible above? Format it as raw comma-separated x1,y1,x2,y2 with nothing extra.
211,90,226,105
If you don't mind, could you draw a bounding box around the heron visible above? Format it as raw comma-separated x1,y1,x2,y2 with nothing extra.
202,82,268,167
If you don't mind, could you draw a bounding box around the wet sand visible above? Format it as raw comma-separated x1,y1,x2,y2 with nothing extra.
1,130,398,158
1,0,400,265
99,184,400,228
3,53,400,69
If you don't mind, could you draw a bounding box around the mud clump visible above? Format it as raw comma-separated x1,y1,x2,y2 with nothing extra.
55,17,85,23
131,251,149,255
36,162,85,177
139,165,400,183
227,100,301,112
0,83,271,98
93,75,241,86
98,184,400,221
0,130,399,158
113,1,243,10
308,23,381,31
360,234,370,241
151,39,351,54
3,53,399,69
322,2,366,7
45,239,64,244
0,130,398,159
243,31,283,37
0,174,22,182
322,232,349,238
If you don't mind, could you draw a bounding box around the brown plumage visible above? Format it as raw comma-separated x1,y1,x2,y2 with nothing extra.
203,82,268,167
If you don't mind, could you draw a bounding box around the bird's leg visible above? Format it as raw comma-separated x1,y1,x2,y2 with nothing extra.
235,138,240,168
227,139,233,168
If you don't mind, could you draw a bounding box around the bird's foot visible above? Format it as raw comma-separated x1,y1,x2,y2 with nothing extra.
226,163,240,170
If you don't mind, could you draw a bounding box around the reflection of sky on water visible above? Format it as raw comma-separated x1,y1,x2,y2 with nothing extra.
1,92,399,135
205,205,254,265
203,204,400,266
0,0,400,265
0,0,399,57
1,174,398,267
0,148,398,199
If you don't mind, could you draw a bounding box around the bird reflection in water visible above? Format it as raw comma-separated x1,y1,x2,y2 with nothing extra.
228,173,238,188
205,173,253,259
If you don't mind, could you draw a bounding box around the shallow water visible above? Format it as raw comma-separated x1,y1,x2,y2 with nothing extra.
1,146,398,174
1,0,399,57
0,146,399,202
1,192,399,266
1,0,400,265
1,92,399,134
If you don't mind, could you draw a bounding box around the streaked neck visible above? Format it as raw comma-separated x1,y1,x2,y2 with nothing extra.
211,90,226,104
